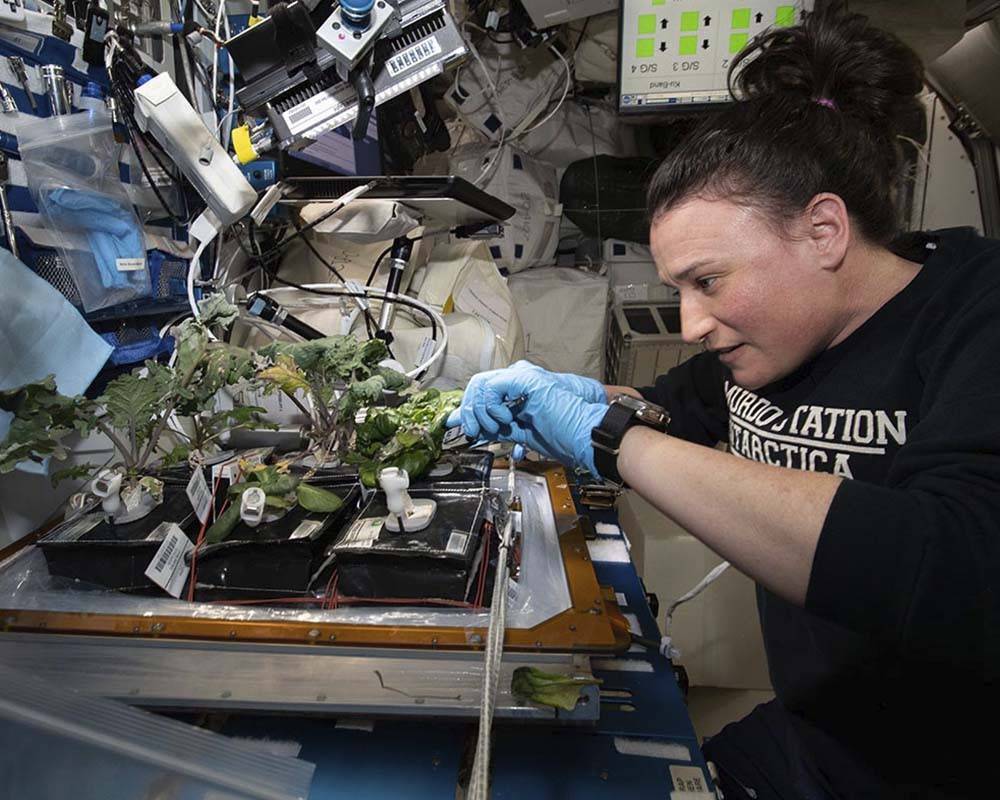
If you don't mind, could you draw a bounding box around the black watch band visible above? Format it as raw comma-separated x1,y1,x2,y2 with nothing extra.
591,396,669,484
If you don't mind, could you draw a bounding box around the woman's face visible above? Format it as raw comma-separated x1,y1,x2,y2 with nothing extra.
650,196,843,390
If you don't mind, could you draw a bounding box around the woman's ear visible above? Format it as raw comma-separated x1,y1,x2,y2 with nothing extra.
805,192,851,272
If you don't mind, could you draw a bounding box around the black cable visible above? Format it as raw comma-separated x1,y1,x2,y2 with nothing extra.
241,194,373,263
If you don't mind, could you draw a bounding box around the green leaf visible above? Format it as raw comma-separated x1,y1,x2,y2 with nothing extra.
510,667,602,711
197,295,240,329
0,378,96,473
205,501,242,544
50,463,98,487
296,482,343,513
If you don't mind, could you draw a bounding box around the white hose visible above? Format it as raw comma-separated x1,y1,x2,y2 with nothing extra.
468,462,518,799
258,283,449,380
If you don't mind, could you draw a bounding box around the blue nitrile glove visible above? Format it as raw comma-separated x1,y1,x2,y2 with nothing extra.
446,363,608,476
445,360,605,438
44,188,145,289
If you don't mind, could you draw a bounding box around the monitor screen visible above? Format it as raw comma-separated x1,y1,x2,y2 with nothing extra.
618,0,812,114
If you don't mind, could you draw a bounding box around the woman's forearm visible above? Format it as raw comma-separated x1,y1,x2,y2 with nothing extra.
617,425,842,605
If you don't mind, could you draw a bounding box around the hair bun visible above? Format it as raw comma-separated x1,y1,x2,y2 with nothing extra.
731,5,924,129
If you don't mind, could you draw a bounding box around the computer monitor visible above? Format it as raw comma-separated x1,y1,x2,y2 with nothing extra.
618,0,813,114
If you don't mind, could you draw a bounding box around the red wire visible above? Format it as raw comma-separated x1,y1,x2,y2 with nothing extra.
186,473,225,602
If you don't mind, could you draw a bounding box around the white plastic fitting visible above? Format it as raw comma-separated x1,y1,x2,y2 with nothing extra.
240,486,267,528
91,469,124,517
378,467,436,533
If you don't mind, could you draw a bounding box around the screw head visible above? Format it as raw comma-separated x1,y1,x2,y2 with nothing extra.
316,693,327,702
151,622,165,633
229,630,237,639
569,624,577,631
470,633,483,645
308,628,320,638
221,690,232,699
353,31,362,39
332,21,340,29
329,633,337,641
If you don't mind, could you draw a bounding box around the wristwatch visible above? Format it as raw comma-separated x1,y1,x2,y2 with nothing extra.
591,395,670,484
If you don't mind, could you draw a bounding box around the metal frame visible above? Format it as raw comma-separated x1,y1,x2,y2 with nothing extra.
0,463,629,646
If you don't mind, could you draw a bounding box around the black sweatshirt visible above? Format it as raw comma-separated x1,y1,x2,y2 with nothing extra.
639,228,1000,797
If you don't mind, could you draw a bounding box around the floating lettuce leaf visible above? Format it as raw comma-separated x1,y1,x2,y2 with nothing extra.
510,667,602,711
295,483,343,513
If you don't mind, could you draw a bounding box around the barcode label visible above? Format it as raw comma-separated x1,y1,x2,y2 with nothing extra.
340,516,382,548
144,524,194,597
445,530,469,556
386,37,442,77
289,519,323,540
186,469,212,524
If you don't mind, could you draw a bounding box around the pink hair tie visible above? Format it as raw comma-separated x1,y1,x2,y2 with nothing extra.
814,97,838,110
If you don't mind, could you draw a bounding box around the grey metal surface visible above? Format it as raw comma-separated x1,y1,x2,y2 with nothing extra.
0,633,598,720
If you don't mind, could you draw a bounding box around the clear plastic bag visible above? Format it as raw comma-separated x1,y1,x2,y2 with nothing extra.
17,112,151,311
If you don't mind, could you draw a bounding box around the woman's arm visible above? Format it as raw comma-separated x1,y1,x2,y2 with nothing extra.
618,426,842,606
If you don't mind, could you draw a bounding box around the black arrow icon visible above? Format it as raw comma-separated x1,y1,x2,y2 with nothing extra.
659,42,667,52
703,15,711,26
755,12,763,23
702,39,710,50
660,18,668,29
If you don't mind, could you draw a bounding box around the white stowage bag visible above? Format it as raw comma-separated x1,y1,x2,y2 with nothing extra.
568,12,619,85
507,266,609,380
449,144,562,272
443,38,568,141
516,100,638,170
403,238,525,387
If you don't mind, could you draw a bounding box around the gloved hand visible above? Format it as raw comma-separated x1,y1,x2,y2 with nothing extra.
446,362,608,476
446,360,604,438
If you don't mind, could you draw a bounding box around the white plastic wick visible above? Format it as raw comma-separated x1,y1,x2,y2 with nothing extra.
378,466,436,533
91,469,123,517
240,486,267,528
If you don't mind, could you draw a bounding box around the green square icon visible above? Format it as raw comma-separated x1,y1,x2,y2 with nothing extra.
680,11,699,32
637,13,656,35
731,8,750,29
636,38,655,58
652,0,665,5
775,5,796,26
678,35,698,56
729,32,749,54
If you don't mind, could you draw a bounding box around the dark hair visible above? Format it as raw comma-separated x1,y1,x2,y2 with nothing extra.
646,5,925,246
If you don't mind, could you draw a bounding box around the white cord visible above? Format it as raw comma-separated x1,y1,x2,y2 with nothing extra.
257,284,449,379
516,45,572,137
187,236,212,320
468,464,517,800
660,561,731,660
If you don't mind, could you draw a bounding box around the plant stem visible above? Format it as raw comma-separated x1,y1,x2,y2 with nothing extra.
94,419,135,470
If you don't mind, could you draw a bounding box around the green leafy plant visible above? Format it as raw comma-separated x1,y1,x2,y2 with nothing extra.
256,335,409,464
205,460,344,543
350,388,462,487
0,297,270,495
511,667,602,711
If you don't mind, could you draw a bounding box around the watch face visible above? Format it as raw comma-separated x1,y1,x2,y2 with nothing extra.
613,394,669,428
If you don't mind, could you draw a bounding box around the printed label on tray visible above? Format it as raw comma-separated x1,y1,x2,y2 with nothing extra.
144,523,194,598
186,468,212,524
340,517,383,548
146,521,178,541
289,519,324,540
445,530,469,556
669,765,708,795
52,513,103,542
